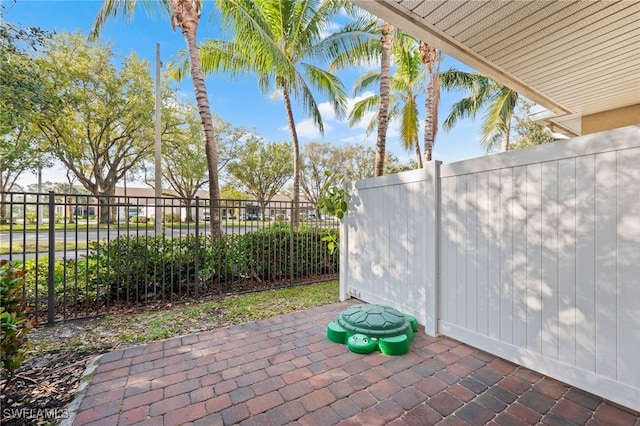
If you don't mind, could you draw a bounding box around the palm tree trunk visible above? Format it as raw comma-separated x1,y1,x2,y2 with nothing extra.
182,30,222,236
420,41,439,163
501,120,511,152
415,141,423,168
281,83,301,227
375,22,393,177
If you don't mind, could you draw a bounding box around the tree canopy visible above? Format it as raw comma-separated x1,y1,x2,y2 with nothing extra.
36,32,155,222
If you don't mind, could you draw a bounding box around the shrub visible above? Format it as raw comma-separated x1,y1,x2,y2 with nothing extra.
162,213,180,223
0,260,33,388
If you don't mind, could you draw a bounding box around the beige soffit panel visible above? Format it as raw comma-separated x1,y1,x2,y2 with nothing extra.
350,0,574,115
350,0,640,130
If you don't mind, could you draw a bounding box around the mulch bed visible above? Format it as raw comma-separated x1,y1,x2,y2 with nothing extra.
0,350,99,425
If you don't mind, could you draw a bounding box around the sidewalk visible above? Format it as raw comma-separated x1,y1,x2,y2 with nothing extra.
67,300,640,425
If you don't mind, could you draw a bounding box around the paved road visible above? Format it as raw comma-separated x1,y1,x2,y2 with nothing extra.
0,224,263,261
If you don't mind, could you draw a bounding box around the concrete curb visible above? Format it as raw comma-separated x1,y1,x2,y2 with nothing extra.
58,354,103,426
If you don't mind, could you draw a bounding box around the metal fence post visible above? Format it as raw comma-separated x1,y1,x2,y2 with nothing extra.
194,196,200,298
47,191,56,325
289,200,294,286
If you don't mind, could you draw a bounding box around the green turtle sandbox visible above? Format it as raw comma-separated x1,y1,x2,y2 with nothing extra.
327,304,418,355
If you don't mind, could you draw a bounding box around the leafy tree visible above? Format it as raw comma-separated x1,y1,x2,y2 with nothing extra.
300,142,339,212
152,95,248,222
441,70,519,152
333,144,407,181
36,32,155,223
509,101,555,150
171,0,373,226
226,138,293,218
92,0,224,235
0,14,53,223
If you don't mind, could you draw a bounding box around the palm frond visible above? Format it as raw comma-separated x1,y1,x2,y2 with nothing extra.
351,70,381,95
90,0,170,40
348,95,379,127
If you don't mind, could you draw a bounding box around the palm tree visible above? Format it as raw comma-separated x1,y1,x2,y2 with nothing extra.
441,70,519,152
171,0,373,225
419,41,441,163
348,33,425,168
375,21,394,176
91,0,223,235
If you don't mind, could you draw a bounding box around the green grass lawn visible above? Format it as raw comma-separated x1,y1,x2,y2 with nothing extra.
27,281,340,356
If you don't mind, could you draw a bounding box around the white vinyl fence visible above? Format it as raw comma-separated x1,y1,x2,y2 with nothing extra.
340,125,640,411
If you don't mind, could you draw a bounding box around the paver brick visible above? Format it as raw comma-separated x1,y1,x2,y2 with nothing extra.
149,394,190,417
415,376,448,396
513,368,543,384
246,390,285,415
214,378,238,395
122,388,163,411
488,385,518,404
456,401,496,426
392,387,427,410
458,356,487,372
299,388,336,412
506,402,542,424
350,390,377,410
355,407,389,426
331,398,361,419
299,406,341,426
163,378,200,398
374,399,405,421
236,370,269,388
281,366,313,384
447,383,476,402
368,379,402,401
594,403,640,425
427,391,463,416
564,388,602,410
119,405,148,425
228,386,255,404
205,394,233,414
328,381,355,399
79,388,125,410
163,402,206,425
221,402,250,425
476,392,508,413
190,386,216,404
266,400,306,425
402,404,442,426
460,376,488,394
518,389,556,414
251,376,285,396
550,399,592,425
498,376,531,395
279,380,315,401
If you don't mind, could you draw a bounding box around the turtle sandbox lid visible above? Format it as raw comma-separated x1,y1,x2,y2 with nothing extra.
327,304,418,356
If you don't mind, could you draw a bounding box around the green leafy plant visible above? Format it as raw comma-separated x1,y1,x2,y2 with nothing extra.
1,260,33,390
317,171,350,254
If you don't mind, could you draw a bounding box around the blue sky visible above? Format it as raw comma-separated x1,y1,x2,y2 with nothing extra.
5,0,486,187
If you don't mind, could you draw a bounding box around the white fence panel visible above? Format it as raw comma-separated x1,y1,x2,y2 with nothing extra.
341,125,640,411
340,169,429,324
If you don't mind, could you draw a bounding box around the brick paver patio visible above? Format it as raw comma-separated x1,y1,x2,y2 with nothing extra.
67,300,640,425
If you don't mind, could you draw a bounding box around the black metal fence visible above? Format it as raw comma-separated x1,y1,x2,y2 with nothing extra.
0,191,339,325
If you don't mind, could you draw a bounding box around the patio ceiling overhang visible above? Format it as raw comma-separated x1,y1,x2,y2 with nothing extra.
349,0,640,136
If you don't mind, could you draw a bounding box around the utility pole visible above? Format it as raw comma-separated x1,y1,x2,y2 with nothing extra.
154,43,162,235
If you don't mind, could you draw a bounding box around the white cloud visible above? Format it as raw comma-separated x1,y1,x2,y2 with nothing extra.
280,117,333,140
318,101,336,122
